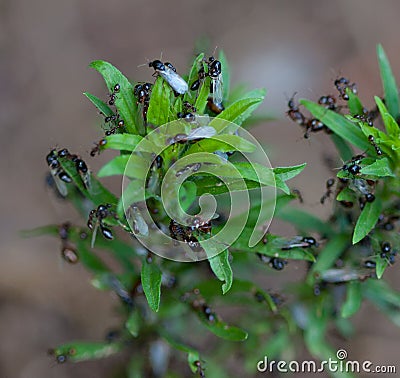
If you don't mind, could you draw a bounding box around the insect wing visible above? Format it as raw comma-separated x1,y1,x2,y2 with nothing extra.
160,67,188,94
50,168,68,197
90,219,100,248
79,170,91,191
187,126,216,141
212,74,224,105
126,206,149,236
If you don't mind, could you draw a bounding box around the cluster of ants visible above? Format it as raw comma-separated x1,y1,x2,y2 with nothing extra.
287,76,378,139
46,148,90,196
88,53,224,161
169,216,213,252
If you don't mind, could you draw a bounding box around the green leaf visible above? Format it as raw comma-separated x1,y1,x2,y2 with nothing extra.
186,134,256,155
208,250,233,294
330,134,354,162
301,99,373,153
273,163,306,194
194,76,211,113
51,341,123,362
376,256,388,279
364,279,400,327
184,53,204,102
352,198,382,244
147,76,171,126
374,96,400,138
341,281,362,318
89,60,139,134
76,239,110,274
125,310,140,337
197,315,248,341
103,134,143,152
161,333,200,373
273,163,307,182
211,89,266,128
141,259,162,312
230,230,316,262
83,92,114,117
98,155,147,179
277,208,332,235
346,90,364,116
360,157,395,177
377,44,400,119
304,306,353,378
336,187,354,202
58,156,117,206
307,235,348,284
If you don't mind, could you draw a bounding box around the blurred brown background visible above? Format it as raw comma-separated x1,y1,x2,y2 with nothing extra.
1,0,400,377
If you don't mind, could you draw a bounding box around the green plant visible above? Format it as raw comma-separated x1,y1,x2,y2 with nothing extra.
26,45,400,377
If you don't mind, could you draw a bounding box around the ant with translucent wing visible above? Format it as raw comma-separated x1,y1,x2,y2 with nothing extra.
205,54,223,109
148,59,188,95
46,149,71,197
87,204,118,247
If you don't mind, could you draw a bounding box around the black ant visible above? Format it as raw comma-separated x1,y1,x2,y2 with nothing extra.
104,114,125,136
334,76,357,101
368,135,382,155
134,82,152,123
177,101,197,122
46,149,71,197
318,95,337,111
292,189,304,203
342,155,364,176
181,288,217,323
256,253,288,271
281,236,318,250
193,360,206,378
87,204,117,246
354,108,374,126
90,138,107,157
287,93,306,126
107,83,120,106
320,178,335,204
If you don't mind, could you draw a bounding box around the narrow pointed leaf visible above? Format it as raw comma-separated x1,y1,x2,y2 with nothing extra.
377,44,400,119
141,260,162,312
89,60,139,134
353,198,382,244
